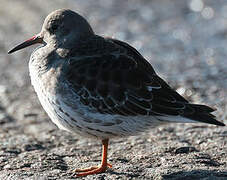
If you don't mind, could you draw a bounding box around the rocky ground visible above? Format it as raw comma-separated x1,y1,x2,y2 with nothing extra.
0,0,227,179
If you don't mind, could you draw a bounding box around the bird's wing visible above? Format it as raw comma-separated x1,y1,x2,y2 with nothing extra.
65,37,224,126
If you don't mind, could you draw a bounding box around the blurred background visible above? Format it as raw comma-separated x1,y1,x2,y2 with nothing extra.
0,0,227,179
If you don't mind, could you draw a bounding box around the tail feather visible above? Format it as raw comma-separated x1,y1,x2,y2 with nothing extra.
183,104,225,126
189,104,216,113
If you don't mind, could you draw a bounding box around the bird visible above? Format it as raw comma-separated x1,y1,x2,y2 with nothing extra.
8,9,225,176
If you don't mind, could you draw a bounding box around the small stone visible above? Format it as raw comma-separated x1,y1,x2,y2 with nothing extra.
4,164,11,169
23,143,45,151
175,146,198,154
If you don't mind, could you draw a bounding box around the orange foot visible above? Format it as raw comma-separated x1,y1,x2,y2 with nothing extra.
75,163,112,176
75,139,111,177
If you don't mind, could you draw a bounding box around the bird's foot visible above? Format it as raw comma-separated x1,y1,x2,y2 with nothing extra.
75,163,112,176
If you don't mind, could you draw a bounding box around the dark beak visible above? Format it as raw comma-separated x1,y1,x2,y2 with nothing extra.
8,34,43,54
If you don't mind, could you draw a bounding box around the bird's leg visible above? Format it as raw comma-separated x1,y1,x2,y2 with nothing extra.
75,139,112,176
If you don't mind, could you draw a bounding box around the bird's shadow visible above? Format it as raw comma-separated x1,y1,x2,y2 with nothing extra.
107,169,227,179
162,169,227,180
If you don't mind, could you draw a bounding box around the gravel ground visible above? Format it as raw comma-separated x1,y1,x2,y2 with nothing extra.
0,0,227,179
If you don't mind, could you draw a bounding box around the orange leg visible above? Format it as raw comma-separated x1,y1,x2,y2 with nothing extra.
75,139,112,176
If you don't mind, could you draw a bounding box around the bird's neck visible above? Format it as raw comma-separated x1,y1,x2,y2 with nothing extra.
29,45,59,75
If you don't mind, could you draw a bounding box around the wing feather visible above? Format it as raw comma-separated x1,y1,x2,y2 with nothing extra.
64,36,224,126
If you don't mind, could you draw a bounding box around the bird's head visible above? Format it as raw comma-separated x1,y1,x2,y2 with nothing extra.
8,9,94,54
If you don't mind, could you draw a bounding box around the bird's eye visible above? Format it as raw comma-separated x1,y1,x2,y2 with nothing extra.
49,24,59,33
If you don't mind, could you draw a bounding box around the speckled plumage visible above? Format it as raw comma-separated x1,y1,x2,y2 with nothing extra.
8,9,225,176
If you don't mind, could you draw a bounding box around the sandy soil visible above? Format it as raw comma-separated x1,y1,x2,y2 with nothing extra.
0,0,226,179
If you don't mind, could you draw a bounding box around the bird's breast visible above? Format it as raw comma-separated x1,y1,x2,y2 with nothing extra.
28,50,74,131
